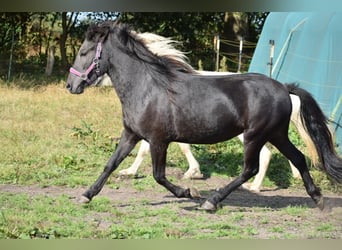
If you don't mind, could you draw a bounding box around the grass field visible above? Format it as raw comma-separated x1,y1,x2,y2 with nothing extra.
0,82,341,239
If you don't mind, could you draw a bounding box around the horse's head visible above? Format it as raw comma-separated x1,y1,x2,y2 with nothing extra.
66,22,112,94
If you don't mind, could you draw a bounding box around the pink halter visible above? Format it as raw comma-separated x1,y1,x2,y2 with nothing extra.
69,42,102,82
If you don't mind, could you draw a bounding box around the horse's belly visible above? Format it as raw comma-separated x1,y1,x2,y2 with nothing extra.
174,114,243,144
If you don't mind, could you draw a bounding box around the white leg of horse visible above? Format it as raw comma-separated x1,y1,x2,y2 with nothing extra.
119,141,202,178
238,134,273,192
243,145,272,192
118,140,150,176
289,161,301,179
180,143,203,179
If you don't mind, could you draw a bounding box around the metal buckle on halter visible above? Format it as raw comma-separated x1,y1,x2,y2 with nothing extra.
93,58,100,74
80,74,88,81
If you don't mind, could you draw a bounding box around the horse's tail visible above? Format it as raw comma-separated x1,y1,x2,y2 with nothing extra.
286,84,342,183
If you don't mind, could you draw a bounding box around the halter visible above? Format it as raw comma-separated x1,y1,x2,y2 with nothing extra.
69,42,102,82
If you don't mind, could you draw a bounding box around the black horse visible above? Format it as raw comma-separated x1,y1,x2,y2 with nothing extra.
66,21,342,211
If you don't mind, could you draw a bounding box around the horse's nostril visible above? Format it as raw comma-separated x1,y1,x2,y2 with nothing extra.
66,83,71,90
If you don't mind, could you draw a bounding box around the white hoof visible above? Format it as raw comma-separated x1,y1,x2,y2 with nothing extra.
118,169,136,176
241,183,261,193
189,187,201,198
78,196,91,204
183,169,204,179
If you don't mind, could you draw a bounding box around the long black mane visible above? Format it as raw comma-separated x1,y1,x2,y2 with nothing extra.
86,22,195,92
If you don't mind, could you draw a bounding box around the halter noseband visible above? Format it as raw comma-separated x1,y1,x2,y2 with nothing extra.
69,42,102,82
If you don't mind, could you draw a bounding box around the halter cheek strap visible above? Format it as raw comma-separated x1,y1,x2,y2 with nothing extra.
69,42,102,82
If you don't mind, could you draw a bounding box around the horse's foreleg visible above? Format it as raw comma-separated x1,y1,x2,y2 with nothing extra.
80,130,140,203
150,143,200,199
118,140,150,176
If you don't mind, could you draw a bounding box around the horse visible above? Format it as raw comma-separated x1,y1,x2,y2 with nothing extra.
98,34,314,192
66,21,342,211
117,93,315,192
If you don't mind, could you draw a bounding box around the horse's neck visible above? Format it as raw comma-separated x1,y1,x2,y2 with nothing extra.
107,53,150,103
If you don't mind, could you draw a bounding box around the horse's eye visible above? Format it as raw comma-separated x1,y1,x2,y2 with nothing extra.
79,50,87,56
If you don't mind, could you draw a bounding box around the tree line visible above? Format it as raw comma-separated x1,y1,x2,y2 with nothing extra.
0,12,268,82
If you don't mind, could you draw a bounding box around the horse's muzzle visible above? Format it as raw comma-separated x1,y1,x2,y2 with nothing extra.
66,82,84,94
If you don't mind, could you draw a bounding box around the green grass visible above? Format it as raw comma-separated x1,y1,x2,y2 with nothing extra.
0,193,88,238
0,83,127,187
0,82,341,239
283,204,308,216
1,190,341,239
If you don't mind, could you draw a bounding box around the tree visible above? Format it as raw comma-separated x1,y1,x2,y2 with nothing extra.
120,12,225,70
59,12,79,70
220,12,269,72
45,45,55,76
0,12,268,80
119,12,268,71
0,12,31,79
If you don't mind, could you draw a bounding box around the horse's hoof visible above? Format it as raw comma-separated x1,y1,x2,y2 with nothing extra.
183,171,204,180
191,172,204,179
198,200,217,212
189,187,201,198
117,173,135,180
317,196,324,211
118,170,136,177
241,183,260,193
78,195,91,204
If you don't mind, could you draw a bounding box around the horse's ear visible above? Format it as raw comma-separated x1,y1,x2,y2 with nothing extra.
97,22,113,42
98,26,111,42
112,17,121,27
86,22,112,43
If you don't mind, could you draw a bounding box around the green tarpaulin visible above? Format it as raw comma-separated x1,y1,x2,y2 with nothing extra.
249,12,342,153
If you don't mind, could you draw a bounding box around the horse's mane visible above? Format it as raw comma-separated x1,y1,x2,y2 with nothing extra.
86,21,196,93
134,32,192,68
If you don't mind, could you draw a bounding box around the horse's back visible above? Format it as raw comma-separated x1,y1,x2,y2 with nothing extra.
165,73,291,144
185,72,291,120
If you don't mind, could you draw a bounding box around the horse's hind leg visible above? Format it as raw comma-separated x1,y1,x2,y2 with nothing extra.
201,139,263,211
150,142,200,199
270,135,324,210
